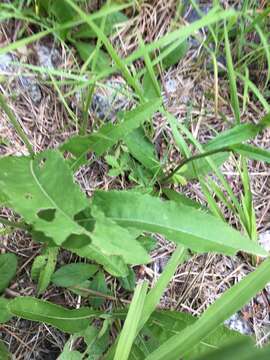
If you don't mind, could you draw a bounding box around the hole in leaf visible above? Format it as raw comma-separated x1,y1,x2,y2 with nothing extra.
62,233,91,249
38,158,47,169
25,193,33,200
37,208,56,222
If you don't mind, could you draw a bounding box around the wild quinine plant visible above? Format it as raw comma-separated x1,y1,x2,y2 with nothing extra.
1,1,270,359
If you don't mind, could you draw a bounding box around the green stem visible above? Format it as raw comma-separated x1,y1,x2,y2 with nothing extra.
0,216,29,230
0,92,34,156
160,147,232,184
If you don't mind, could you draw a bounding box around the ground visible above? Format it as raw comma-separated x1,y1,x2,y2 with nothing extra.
0,1,270,359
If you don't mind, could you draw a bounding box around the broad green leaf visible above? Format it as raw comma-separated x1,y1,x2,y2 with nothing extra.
61,100,161,170
0,150,90,246
204,123,267,152
66,242,129,278
124,127,161,174
93,190,266,256
232,144,270,163
0,297,12,323
37,246,58,294
59,350,82,360
191,337,270,360
119,268,136,291
0,253,17,293
137,235,157,252
30,221,129,278
145,257,270,360
52,263,98,287
143,72,160,101
8,297,98,333
75,42,111,71
89,271,108,308
74,11,128,39
90,207,150,264
163,189,206,211
138,310,247,359
161,41,188,69
114,281,148,360
0,341,11,360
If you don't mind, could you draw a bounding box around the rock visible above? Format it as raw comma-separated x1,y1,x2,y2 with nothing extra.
19,76,42,104
259,231,270,253
0,52,42,104
90,78,129,121
0,53,14,73
35,44,60,69
224,312,253,336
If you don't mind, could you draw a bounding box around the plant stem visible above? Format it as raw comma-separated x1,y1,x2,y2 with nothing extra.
160,147,231,184
0,217,29,230
0,92,34,156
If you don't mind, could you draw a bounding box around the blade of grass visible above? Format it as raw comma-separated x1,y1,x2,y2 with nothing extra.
114,281,148,360
145,257,270,360
224,21,240,124
0,92,34,156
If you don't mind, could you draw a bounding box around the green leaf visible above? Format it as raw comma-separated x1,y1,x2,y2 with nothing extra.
8,297,98,333
114,281,148,360
0,253,17,293
52,263,98,288
137,235,157,252
0,297,12,323
124,127,161,174
161,41,188,69
74,11,128,39
163,189,206,211
93,190,266,256
0,150,90,246
31,254,47,281
90,206,150,265
75,42,111,71
37,246,58,294
145,257,270,360
67,242,129,278
58,350,82,360
191,337,270,360
139,310,246,359
224,22,240,124
89,271,108,308
119,268,136,291
0,340,11,360
178,152,229,180
232,144,270,163
61,100,161,170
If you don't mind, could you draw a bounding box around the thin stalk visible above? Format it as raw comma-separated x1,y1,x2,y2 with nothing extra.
0,92,34,156
160,147,231,183
0,217,29,230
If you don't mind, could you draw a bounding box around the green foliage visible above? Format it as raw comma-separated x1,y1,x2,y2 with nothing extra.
2,1,270,358
0,253,17,293
52,263,98,288
8,297,99,333
93,190,266,256
0,298,12,323
0,341,11,360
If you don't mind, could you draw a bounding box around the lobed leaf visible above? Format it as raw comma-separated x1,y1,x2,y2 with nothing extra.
93,190,266,256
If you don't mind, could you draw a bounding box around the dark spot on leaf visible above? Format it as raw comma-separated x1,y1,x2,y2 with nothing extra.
38,158,47,168
37,208,56,222
25,193,33,199
62,233,91,249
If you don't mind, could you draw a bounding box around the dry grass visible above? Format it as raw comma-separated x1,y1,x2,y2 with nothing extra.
1,1,270,358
